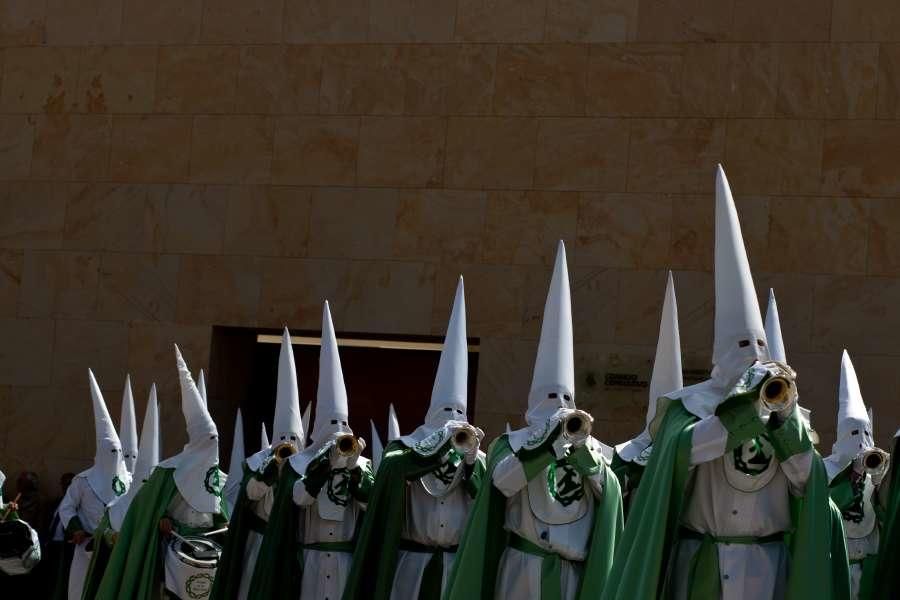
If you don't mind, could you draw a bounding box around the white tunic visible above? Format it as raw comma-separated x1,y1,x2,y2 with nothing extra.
293,474,366,600
389,470,474,600
167,492,216,529
236,477,275,600
837,473,880,600
669,416,812,600
58,476,107,600
491,450,605,600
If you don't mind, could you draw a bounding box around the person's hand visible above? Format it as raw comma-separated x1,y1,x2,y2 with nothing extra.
464,428,485,465
159,518,173,538
71,530,89,545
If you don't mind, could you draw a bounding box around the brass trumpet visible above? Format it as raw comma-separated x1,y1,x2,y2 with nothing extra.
272,442,298,464
861,448,890,477
758,363,798,414
334,433,362,457
561,409,593,441
450,424,480,454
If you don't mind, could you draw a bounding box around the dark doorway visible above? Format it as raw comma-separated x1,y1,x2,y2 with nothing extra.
208,326,480,462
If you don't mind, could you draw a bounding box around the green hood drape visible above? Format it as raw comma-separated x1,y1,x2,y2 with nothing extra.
246,466,303,600
443,434,623,600
599,399,850,600
342,441,486,600
210,465,255,600
93,467,178,600
872,437,900,598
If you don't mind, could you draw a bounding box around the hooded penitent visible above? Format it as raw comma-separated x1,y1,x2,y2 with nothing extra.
247,327,303,473
824,351,875,481
222,408,245,513
290,302,353,475
615,271,682,464
665,165,770,420
120,376,139,475
82,370,131,505
399,277,472,454
388,404,400,441
764,289,786,364
109,385,160,530
508,241,577,451
157,346,222,515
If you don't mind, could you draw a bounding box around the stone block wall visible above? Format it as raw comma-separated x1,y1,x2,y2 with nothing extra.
2,0,900,493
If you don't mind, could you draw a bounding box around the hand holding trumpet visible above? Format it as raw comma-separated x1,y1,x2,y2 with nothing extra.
448,423,484,464
854,447,890,483
551,409,593,459
329,433,365,470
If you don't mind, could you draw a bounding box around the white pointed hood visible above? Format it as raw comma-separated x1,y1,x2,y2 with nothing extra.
120,375,139,474
79,370,130,505
666,166,769,420
290,302,354,475
197,370,208,406
260,424,270,451
109,385,160,530
400,277,470,451
616,272,683,463
508,241,578,452
825,350,875,481
764,289,786,363
370,419,384,472
301,403,312,446
158,345,222,514
223,409,245,513
272,327,303,448
388,404,400,441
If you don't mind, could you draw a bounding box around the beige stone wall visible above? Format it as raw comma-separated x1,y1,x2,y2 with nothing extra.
3,0,900,493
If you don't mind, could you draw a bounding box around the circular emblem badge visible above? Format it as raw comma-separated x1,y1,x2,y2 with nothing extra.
185,573,214,599
112,475,126,496
414,428,447,455
203,466,222,496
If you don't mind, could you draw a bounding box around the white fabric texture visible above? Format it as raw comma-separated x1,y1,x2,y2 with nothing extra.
80,370,130,505
826,351,876,481
109,387,160,531
224,409,246,514
119,375,139,474
59,476,106,600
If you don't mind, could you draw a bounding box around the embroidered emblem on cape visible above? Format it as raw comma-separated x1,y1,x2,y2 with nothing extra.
414,428,447,455
326,469,352,507
204,467,222,496
733,437,774,476
112,475,126,496
843,475,877,539
547,462,584,507
524,419,555,449
634,444,653,467
843,475,867,524
432,450,463,485
185,573,214,599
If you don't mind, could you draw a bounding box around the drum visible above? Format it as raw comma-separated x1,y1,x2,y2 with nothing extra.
164,536,221,599
0,519,41,576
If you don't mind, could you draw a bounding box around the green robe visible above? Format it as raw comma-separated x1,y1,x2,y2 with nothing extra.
598,387,850,600
93,467,228,600
245,465,304,600
829,466,878,599
80,511,115,600
872,437,900,599
610,451,645,519
210,463,261,600
342,440,486,600
443,434,624,600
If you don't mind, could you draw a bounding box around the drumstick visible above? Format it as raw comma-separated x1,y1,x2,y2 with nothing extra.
168,530,205,555
199,527,228,537
0,494,21,521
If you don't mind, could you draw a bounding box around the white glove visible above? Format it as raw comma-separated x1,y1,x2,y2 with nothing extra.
464,427,485,465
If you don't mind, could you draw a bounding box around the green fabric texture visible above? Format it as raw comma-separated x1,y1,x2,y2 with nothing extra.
508,533,563,600
599,395,851,600
80,511,114,600
715,392,766,453
246,465,303,600
93,467,178,600
610,451,646,519
342,440,487,600
443,434,624,600
766,409,814,462
210,463,256,600
872,438,900,599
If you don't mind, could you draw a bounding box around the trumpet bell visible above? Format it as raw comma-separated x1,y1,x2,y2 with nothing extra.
450,424,479,454
335,434,361,457
561,409,593,441
862,448,889,476
272,442,298,464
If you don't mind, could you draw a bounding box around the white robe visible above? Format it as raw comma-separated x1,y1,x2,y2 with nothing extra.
389,469,474,600
58,476,107,600
491,449,605,599
293,474,366,600
669,415,812,600
236,477,275,600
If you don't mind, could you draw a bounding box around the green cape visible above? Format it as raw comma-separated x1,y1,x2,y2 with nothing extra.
872,437,900,598
610,451,644,519
342,441,486,600
598,399,850,600
80,511,115,600
246,465,303,600
210,464,256,600
443,434,624,600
